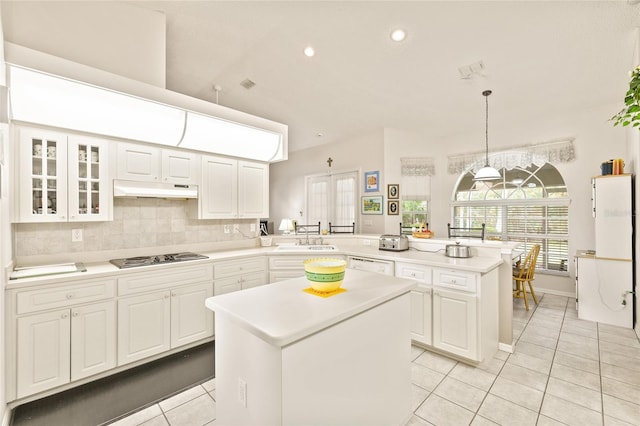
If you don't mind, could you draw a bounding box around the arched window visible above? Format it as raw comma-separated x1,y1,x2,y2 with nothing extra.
452,163,569,274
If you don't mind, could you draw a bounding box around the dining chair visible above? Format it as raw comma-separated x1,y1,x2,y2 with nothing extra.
513,244,541,311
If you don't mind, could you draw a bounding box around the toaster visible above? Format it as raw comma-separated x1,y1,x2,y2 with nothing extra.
379,234,409,251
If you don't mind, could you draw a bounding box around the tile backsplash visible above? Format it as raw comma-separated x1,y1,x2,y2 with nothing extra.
14,198,258,261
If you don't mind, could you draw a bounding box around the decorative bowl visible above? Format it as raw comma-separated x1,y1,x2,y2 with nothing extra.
303,258,347,292
412,230,434,239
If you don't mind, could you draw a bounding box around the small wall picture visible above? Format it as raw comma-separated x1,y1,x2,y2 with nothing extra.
364,170,379,192
388,200,399,215
362,195,383,215
387,184,399,199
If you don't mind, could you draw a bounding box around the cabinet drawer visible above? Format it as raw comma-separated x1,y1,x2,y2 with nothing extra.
214,257,266,279
118,264,213,296
17,279,116,314
433,268,478,293
395,262,432,284
269,255,344,270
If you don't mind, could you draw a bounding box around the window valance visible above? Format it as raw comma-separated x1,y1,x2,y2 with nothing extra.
447,139,575,174
401,157,435,176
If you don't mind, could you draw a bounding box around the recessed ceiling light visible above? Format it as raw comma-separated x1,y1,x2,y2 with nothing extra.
390,29,406,42
304,46,315,57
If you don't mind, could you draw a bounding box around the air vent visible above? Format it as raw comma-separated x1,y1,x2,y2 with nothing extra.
240,78,256,90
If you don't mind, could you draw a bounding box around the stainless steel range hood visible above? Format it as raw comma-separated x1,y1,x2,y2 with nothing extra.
113,180,198,199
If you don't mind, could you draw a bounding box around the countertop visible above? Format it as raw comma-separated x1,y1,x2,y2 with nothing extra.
6,243,504,289
205,268,416,347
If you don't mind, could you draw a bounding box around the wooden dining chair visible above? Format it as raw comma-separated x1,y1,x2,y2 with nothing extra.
513,244,541,311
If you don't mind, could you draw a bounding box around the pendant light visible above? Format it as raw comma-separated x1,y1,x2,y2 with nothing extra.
473,90,501,181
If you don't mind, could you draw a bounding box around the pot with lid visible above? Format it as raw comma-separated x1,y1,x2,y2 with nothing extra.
445,242,472,258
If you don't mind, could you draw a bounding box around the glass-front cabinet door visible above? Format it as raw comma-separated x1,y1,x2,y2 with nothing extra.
19,128,68,222
67,136,109,221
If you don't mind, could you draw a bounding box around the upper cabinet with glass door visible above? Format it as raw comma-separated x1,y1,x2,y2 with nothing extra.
15,127,111,223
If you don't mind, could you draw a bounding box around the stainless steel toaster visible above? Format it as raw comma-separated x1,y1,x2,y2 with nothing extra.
379,234,409,251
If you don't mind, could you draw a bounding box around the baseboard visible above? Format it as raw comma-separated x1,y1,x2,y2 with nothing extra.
536,287,575,299
498,342,514,353
1,405,11,426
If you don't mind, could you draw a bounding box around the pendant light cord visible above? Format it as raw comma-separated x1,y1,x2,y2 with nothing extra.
483,90,492,166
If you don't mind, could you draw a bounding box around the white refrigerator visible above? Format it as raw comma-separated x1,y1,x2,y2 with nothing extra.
575,174,634,328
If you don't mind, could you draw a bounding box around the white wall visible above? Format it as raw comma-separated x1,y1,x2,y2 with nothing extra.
1,1,166,87
0,5,8,423
270,130,385,234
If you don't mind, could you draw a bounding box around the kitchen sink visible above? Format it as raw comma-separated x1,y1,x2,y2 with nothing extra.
274,245,339,252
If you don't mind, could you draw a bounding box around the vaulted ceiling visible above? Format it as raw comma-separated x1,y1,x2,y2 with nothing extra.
131,1,638,153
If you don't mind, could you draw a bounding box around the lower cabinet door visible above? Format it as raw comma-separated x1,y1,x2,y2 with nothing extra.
432,289,478,360
410,285,432,345
170,283,214,348
71,301,116,380
17,309,71,398
118,291,171,365
240,271,269,290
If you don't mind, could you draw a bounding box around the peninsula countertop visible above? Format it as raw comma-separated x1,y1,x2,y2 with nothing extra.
205,268,416,347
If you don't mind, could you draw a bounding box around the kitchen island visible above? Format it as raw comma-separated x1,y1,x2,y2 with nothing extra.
205,269,416,425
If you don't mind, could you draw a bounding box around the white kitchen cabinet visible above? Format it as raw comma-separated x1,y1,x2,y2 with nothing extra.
15,127,111,222
16,299,116,399
395,262,432,346
269,255,346,283
116,142,199,184
117,264,214,366
214,257,268,295
198,155,268,219
16,309,71,398
431,267,499,362
432,289,477,359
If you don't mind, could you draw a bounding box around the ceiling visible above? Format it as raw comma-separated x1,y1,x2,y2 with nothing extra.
127,1,640,153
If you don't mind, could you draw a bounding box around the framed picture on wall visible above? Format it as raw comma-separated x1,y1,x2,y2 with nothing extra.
387,184,399,199
387,200,399,215
361,195,383,214
364,171,379,192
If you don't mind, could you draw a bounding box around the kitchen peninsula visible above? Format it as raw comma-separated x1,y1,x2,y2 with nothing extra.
205,269,416,425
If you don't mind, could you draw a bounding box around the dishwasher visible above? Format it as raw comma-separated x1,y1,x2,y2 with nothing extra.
347,256,394,276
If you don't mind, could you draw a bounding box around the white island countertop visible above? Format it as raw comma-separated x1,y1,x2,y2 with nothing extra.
205,268,416,347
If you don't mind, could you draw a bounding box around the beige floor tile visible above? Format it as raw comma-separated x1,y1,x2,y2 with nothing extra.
603,415,636,425
476,355,506,375
602,377,640,405
448,363,497,391
140,415,170,426
519,330,558,349
545,377,602,412
563,317,598,331
600,340,640,360
559,331,599,348
514,340,556,361
540,394,602,425
534,307,565,319
598,331,640,349
550,362,601,391
553,351,600,374
536,415,567,425
470,415,499,425
601,363,640,387
602,394,640,424
489,376,544,412
404,414,435,425
414,349,458,375
528,317,563,330
499,363,548,392
600,350,640,372
159,385,206,412
562,324,599,339
598,324,638,339
164,394,216,426
477,394,538,426
109,405,163,426
433,376,487,412
557,338,599,361
414,394,475,426
507,350,553,375
411,363,446,392
411,383,430,411
411,345,427,360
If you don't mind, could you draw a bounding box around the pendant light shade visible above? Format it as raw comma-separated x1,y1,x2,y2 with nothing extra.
473,90,501,181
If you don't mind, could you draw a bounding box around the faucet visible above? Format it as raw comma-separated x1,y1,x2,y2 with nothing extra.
305,228,310,245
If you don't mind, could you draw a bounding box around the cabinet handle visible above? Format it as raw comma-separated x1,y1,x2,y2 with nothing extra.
66,293,74,299
171,292,176,297
60,216,66,220
164,294,170,299
61,313,68,319
72,312,79,317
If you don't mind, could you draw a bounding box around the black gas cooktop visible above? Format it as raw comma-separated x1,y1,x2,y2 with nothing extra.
109,252,208,269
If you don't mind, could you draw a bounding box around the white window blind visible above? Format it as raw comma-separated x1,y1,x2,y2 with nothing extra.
305,171,358,231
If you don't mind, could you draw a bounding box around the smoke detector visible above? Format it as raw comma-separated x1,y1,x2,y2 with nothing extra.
240,78,256,90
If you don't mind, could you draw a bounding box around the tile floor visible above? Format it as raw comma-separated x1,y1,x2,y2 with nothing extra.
109,293,640,426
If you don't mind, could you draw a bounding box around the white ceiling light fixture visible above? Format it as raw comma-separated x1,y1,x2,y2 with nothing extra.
458,60,486,79
390,29,406,42
473,89,502,182
303,46,315,57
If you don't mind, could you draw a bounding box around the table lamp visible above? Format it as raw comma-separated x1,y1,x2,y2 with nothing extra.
279,218,294,234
